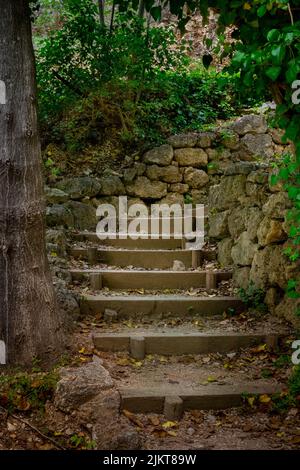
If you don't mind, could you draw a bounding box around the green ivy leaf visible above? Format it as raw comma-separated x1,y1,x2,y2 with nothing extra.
265,66,281,81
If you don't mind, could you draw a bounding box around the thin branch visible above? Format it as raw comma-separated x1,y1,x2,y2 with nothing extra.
51,70,85,97
0,405,66,450
288,3,294,25
109,0,116,34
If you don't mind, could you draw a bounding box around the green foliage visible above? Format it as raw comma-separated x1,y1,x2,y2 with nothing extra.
238,282,267,311
0,369,58,413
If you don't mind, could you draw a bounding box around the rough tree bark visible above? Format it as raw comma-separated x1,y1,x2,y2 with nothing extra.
0,0,64,365
98,0,105,27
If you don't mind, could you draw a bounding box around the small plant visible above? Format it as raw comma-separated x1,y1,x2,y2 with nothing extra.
0,370,58,413
238,281,267,311
69,433,96,450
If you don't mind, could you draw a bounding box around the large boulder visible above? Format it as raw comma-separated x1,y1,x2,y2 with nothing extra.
46,204,74,228
126,176,168,199
233,267,251,290
57,177,101,200
54,357,141,450
209,210,230,239
146,164,182,183
217,238,233,266
231,114,268,135
143,144,173,166
231,231,258,266
99,174,125,196
228,206,263,241
262,192,291,219
274,296,300,328
174,148,208,168
250,245,287,289
183,167,209,189
257,217,287,246
67,201,96,230
240,133,273,159
246,208,264,241
208,175,246,210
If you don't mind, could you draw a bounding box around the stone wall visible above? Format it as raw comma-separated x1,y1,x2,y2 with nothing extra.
46,113,291,229
45,113,299,326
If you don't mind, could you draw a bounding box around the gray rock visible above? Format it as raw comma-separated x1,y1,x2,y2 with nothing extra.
231,231,258,266
123,168,137,184
231,114,268,135
250,245,288,289
247,170,269,184
206,148,231,161
46,204,74,228
45,187,69,204
208,175,246,210
190,189,208,205
257,217,287,246
146,164,182,183
246,208,264,241
220,131,240,150
217,238,233,266
233,267,251,289
184,168,209,189
160,192,184,206
104,309,118,323
143,144,173,166
172,260,186,271
241,133,273,159
134,162,146,176
224,162,257,176
55,286,80,323
197,132,216,148
174,148,208,168
99,174,125,196
57,177,101,200
262,192,291,219
126,176,168,199
55,356,114,413
67,201,96,230
209,210,230,239
167,133,198,148
169,183,189,194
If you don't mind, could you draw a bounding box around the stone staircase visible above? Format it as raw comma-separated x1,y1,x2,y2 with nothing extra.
66,216,285,420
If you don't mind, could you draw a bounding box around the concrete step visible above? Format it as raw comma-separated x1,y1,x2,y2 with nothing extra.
93,331,279,356
68,247,216,269
70,269,232,290
80,294,243,318
120,383,281,414
70,232,184,249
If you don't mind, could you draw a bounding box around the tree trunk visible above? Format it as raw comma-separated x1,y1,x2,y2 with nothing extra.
98,0,105,27
0,0,64,365
138,0,145,18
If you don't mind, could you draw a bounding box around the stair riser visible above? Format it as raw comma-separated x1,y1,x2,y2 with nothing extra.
93,334,278,355
72,234,184,249
71,270,231,290
69,248,216,269
121,386,281,414
80,297,243,319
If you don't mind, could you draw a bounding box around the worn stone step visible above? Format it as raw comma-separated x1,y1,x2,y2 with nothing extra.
92,331,279,356
71,232,184,249
120,383,281,414
69,247,216,269
70,269,232,290
80,294,243,318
